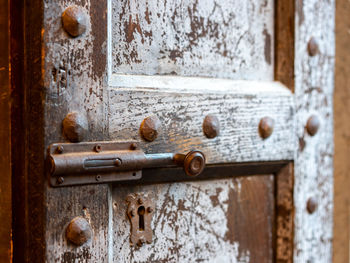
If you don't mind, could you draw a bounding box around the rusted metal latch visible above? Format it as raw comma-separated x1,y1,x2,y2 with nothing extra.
48,141,206,187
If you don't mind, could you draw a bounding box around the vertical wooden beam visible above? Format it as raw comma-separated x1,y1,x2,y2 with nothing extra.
0,0,12,261
10,0,45,261
294,0,335,261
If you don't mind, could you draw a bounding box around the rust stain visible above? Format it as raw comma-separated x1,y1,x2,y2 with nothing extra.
263,28,271,65
125,14,143,43
297,0,305,26
145,6,151,24
90,0,107,79
224,188,236,244
299,137,306,152
169,49,183,62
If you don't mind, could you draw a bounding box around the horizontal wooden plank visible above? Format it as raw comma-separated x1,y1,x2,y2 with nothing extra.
108,80,295,163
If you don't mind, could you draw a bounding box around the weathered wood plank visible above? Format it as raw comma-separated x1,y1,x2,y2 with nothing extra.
293,0,335,261
46,185,112,262
109,0,274,80
43,0,111,262
0,0,12,260
276,163,294,263
109,81,295,163
113,175,275,262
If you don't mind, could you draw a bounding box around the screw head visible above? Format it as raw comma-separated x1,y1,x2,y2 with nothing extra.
138,198,143,205
66,217,92,246
306,115,320,136
259,117,274,139
57,177,64,184
307,197,318,214
115,158,122,167
56,145,64,154
130,143,138,150
94,144,102,153
62,6,87,37
308,37,319,57
140,115,161,142
147,207,153,213
203,114,220,139
62,112,88,142
95,175,101,181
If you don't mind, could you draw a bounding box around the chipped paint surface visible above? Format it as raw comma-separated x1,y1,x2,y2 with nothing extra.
113,175,274,262
293,0,335,261
109,0,274,80
108,82,295,164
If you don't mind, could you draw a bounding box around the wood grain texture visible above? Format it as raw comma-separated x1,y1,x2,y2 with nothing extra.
0,0,12,261
333,0,350,261
113,175,275,263
109,81,295,164
10,0,46,262
109,0,274,80
46,185,111,262
276,163,294,263
293,0,335,262
43,0,111,261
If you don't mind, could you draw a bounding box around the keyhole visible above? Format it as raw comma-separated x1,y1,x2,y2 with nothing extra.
138,206,145,231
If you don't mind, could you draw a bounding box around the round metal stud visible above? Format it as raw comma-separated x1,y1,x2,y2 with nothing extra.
66,217,92,246
62,6,87,37
259,117,275,139
306,115,320,136
140,115,161,142
308,37,319,57
203,114,220,139
62,112,88,142
306,197,318,214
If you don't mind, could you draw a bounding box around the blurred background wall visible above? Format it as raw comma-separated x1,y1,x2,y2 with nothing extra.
334,0,350,262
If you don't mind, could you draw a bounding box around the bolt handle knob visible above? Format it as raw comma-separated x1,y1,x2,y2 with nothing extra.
174,151,206,177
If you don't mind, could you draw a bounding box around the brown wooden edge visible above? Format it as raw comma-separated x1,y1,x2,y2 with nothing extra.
275,162,294,263
0,0,12,261
274,0,294,261
10,0,45,262
275,0,295,91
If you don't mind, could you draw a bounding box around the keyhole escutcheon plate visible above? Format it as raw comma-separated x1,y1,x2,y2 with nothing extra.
126,193,154,246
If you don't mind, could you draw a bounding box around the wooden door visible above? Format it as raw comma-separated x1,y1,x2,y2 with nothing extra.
9,0,334,262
